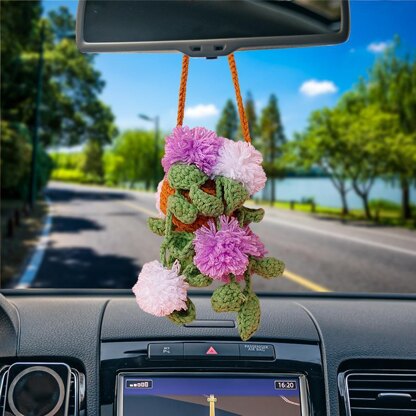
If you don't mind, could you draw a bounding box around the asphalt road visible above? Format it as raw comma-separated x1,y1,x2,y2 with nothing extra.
20,182,416,293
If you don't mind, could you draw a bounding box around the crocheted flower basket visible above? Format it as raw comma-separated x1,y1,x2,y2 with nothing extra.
132,55,285,341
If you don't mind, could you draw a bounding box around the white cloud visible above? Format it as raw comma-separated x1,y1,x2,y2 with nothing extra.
185,104,219,119
367,41,390,53
299,79,338,97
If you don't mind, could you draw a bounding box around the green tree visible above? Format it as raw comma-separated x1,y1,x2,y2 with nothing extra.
103,153,126,187
82,140,105,183
216,99,238,141
2,4,116,148
293,108,352,215
1,1,42,122
1,3,117,199
81,101,118,182
259,94,286,205
109,130,155,189
245,91,258,139
345,105,400,219
367,37,416,218
383,132,416,217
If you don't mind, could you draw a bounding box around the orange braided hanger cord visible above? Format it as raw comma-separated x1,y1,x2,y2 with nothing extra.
176,54,190,126
176,53,251,143
228,54,251,143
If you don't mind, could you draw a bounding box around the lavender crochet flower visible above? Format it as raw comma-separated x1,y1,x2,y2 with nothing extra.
161,126,223,175
193,215,266,281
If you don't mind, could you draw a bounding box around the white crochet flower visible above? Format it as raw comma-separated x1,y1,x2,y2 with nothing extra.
212,139,267,195
132,260,188,317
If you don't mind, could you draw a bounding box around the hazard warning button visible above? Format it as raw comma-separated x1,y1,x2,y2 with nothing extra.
206,346,218,355
184,343,239,359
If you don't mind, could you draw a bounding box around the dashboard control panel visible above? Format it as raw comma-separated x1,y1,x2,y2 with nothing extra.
100,340,325,416
148,342,275,360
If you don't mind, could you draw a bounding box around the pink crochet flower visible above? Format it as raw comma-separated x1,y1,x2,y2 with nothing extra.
155,178,164,217
193,216,265,281
161,126,223,175
132,260,189,317
212,139,267,195
244,226,267,258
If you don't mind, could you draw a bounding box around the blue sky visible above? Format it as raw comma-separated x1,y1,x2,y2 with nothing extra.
42,0,416,140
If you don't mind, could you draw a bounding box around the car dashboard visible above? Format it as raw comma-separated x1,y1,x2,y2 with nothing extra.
1,291,415,415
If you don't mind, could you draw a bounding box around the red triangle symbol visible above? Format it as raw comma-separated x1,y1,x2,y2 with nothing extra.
206,346,218,355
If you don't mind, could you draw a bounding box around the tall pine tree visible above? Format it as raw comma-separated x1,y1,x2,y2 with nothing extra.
260,94,286,205
216,99,238,141
245,91,258,142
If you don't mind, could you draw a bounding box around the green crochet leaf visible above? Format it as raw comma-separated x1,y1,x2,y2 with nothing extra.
189,185,224,217
167,232,194,260
168,298,196,325
250,257,285,279
168,163,208,190
221,177,249,215
167,194,198,224
237,292,261,341
211,282,246,312
236,206,265,225
183,264,212,287
147,217,166,236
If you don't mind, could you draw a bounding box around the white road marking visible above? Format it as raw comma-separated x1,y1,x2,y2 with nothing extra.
16,197,53,288
273,213,416,244
344,226,416,244
265,216,416,257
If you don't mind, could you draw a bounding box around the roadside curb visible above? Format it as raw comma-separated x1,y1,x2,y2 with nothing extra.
16,196,53,288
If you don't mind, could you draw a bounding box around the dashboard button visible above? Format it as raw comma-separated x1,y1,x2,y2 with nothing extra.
184,343,239,359
148,343,184,360
239,343,275,360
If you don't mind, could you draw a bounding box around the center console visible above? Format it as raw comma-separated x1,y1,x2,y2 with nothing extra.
100,340,325,415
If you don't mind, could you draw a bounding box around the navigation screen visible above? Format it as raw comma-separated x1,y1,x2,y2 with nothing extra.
119,375,303,416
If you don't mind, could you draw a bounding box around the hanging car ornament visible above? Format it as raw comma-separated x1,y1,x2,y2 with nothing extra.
132,54,285,341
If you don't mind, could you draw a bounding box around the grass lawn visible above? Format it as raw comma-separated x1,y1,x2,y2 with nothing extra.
253,199,416,230
1,199,48,287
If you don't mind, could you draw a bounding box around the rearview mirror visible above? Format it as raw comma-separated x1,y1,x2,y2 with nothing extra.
76,0,350,57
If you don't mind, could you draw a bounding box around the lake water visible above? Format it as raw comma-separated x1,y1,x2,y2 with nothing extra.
257,178,416,209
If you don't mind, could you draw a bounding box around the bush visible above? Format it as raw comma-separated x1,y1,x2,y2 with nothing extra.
49,152,84,170
301,196,315,205
1,121,32,198
369,199,401,211
51,168,88,183
1,121,51,199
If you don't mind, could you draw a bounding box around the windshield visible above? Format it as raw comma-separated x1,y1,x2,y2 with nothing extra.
1,0,415,294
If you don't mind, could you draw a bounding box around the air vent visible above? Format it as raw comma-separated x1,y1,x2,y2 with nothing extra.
69,368,86,416
344,372,416,416
0,364,85,416
0,366,9,414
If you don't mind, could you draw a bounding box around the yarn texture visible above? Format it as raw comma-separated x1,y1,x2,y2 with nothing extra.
132,125,285,340
162,126,223,175
133,260,189,317
212,140,267,195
